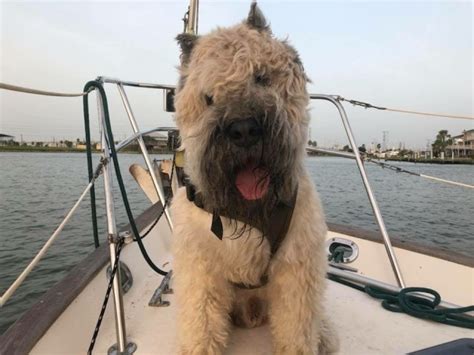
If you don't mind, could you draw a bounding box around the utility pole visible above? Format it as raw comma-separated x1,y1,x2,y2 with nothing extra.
382,131,389,151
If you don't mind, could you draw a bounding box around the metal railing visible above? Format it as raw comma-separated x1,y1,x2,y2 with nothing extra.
309,94,405,288
89,77,178,353
97,76,175,232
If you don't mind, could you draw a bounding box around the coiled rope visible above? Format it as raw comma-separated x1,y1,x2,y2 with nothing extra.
328,274,474,329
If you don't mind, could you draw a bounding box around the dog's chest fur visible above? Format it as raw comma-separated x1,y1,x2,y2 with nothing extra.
172,187,271,286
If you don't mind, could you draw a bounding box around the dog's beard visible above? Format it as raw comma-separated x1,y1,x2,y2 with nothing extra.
197,120,297,239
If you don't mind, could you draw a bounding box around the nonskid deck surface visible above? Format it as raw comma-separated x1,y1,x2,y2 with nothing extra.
31,219,472,355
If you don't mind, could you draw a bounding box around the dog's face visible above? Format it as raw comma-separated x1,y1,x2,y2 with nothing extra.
174,4,309,223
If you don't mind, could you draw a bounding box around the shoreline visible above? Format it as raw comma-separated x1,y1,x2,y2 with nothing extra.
0,147,173,154
2,148,473,164
384,157,474,165
307,153,474,165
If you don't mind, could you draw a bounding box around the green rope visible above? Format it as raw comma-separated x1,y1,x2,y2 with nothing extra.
83,80,168,276
82,84,100,248
328,275,474,329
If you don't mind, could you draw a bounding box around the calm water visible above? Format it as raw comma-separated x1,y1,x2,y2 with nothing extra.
1,152,473,334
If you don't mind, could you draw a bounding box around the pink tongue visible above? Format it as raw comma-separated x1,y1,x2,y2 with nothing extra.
235,164,270,200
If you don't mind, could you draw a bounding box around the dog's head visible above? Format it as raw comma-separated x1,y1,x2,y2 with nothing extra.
174,3,309,224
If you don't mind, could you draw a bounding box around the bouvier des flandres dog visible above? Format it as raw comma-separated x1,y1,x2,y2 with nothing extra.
171,3,338,354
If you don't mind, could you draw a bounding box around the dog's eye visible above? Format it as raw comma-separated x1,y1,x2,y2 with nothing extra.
205,94,214,106
255,74,270,86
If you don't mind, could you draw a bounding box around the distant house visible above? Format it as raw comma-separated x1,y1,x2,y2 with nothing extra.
74,142,101,150
44,141,67,148
419,150,432,159
0,134,15,145
373,149,400,159
446,129,474,158
385,149,400,158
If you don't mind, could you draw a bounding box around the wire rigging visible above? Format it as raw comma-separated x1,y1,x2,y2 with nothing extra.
1,82,472,120
364,157,474,190
336,96,474,120
0,82,91,97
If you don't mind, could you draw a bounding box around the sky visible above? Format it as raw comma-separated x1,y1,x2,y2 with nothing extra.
1,0,472,149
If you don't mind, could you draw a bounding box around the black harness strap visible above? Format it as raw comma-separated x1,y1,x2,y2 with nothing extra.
183,177,298,289
266,188,298,256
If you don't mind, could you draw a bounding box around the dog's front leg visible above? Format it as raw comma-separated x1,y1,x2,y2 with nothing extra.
267,256,323,355
174,259,233,355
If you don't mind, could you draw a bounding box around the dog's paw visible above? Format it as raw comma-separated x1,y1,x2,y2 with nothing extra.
230,296,268,328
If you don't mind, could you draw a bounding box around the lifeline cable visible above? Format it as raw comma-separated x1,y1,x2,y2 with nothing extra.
365,157,474,190
336,96,474,120
0,82,91,97
0,159,106,307
3,81,472,119
307,147,474,190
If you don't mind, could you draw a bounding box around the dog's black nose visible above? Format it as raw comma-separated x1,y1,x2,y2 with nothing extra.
225,118,263,148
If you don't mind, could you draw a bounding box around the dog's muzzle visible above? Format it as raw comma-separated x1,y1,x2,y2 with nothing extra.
224,118,263,148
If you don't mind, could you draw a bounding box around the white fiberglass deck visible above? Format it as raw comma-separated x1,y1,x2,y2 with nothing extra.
31,216,472,355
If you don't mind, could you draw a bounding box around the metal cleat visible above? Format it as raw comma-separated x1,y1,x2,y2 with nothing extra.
148,270,173,307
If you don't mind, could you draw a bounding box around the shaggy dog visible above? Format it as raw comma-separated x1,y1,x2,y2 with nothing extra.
171,3,338,354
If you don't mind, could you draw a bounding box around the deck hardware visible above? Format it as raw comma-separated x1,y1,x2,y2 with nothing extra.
106,261,133,294
149,270,174,307
326,237,359,264
107,233,121,244
328,262,358,272
108,341,137,355
119,231,134,244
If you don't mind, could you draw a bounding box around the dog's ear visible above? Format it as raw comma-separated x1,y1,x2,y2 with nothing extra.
246,2,269,31
176,33,198,65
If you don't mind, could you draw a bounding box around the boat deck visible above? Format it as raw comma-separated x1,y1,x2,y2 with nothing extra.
29,215,471,355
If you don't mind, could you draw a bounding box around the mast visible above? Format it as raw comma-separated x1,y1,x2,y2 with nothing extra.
185,0,199,35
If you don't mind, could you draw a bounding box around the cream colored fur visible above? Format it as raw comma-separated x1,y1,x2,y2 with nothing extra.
172,176,338,354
